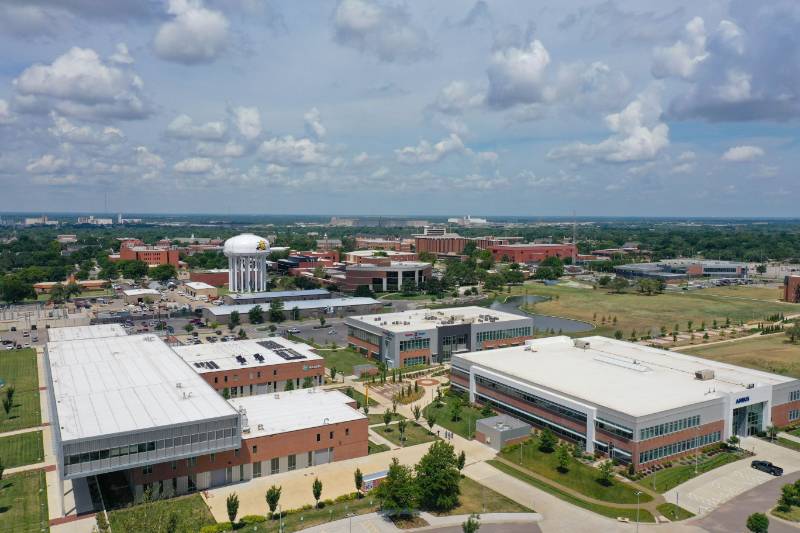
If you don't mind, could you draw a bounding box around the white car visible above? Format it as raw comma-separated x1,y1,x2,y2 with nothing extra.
287,327,301,334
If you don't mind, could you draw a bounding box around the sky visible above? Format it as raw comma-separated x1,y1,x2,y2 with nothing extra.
0,0,798,217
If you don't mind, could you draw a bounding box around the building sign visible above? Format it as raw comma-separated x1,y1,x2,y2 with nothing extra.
303,364,322,371
404,331,427,338
735,396,750,405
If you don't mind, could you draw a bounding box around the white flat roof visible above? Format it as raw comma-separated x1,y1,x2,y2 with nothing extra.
47,333,237,443
226,289,330,301
207,297,380,317
231,389,365,438
46,324,127,343
123,288,160,296
184,281,216,290
348,305,530,333
348,250,412,257
457,336,795,418
173,338,322,373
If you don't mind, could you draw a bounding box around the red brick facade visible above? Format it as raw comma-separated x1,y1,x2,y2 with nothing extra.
116,241,181,267
487,243,577,264
201,360,325,395
784,276,800,303
399,348,431,366
772,401,800,426
189,271,229,287
348,336,381,358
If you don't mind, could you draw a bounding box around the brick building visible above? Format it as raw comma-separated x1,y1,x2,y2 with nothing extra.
486,243,577,263
784,275,800,303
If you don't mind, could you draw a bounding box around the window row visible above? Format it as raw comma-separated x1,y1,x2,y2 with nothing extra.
347,326,381,346
638,431,721,464
790,390,800,402
595,418,633,440
403,356,427,367
476,326,532,344
639,415,700,441
65,428,236,466
475,375,587,424
399,338,430,352
789,409,800,422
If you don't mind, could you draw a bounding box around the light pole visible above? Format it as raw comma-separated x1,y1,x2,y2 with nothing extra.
635,491,642,533
277,504,283,533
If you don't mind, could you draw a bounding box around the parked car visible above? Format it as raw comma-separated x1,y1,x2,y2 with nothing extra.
287,327,301,334
752,460,783,476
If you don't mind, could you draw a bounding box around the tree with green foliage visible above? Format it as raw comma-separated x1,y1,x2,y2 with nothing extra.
538,428,557,452
426,412,436,431
269,299,285,322
462,513,481,533
149,264,177,282
383,408,392,429
49,282,66,303
226,493,239,523
312,477,323,508
119,259,149,280
0,275,35,303
457,450,466,473
377,457,417,517
450,399,463,422
248,304,264,324
398,419,407,443
229,310,241,327
727,435,740,449
284,379,295,391
266,485,282,517
556,443,571,473
614,330,623,340
354,285,375,297
412,404,421,422
598,460,614,486
183,323,194,334
302,376,313,388
746,512,769,532
354,468,364,495
609,277,628,293
415,440,461,512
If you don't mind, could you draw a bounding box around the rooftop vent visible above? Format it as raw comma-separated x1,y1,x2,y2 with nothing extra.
573,339,591,350
695,369,715,381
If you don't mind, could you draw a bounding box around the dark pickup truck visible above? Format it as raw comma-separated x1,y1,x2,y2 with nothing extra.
752,460,783,476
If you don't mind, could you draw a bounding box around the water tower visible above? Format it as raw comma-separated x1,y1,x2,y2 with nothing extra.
223,233,270,293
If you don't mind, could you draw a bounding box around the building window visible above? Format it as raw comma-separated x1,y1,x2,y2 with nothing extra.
235,448,240,457
639,431,721,464
210,453,215,463
288,454,296,471
345,428,350,436
639,415,701,441
171,461,177,471
187,457,197,468
252,445,257,454
253,462,262,478
271,458,279,475
142,465,153,475
403,356,427,367
790,409,800,422
224,376,228,382
399,338,430,352
790,390,800,402
347,326,381,346
316,433,321,442
308,451,313,466
214,377,218,383
329,431,334,439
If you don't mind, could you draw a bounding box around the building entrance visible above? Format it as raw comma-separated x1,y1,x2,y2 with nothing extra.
732,402,764,436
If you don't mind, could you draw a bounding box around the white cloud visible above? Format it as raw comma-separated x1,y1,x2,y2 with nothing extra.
26,154,68,174
333,0,433,63
197,141,245,158
154,0,229,65
109,43,134,65
678,151,696,161
173,157,215,173
259,135,327,165
431,81,485,115
395,134,466,164
0,99,14,124
476,151,498,163
487,38,552,109
48,113,124,144
13,46,149,120
166,114,226,140
134,146,165,169
652,17,708,79
265,163,287,175
547,86,669,163
671,162,694,174
303,107,326,139
721,145,764,162
231,106,261,140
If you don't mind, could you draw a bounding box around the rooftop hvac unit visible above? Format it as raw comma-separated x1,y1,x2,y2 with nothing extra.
695,369,715,381
746,383,755,389
573,339,591,350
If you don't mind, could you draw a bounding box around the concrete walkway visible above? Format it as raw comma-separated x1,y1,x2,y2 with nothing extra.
0,423,48,438
298,512,541,533
779,431,800,444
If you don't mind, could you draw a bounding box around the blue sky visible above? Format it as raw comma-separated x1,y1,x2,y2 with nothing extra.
0,0,797,217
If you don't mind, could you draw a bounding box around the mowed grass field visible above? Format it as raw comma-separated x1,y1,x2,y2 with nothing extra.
679,335,800,378
515,283,796,338
0,470,49,533
0,348,42,433
315,347,372,376
0,430,45,468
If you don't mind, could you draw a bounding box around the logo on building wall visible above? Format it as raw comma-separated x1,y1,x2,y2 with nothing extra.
735,396,750,405
256,240,267,251
404,331,427,338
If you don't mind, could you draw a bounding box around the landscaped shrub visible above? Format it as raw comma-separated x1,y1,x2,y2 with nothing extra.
240,515,267,524
200,522,233,533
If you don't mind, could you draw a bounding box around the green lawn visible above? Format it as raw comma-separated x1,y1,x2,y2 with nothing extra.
108,494,215,532
488,460,655,523
772,506,800,522
368,440,390,454
315,347,373,377
0,430,44,468
657,503,695,521
368,411,405,425
373,422,437,447
422,398,494,439
336,386,378,408
638,450,744,493
0,470,49,532
775,437,800,452
680,336,800,378
499,440,651,504
448,475,532,515
513,283,795,339
0,348,42,433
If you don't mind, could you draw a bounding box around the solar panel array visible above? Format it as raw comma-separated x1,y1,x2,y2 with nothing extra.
258,340,284,350
256,340,307,361
193,361,220,369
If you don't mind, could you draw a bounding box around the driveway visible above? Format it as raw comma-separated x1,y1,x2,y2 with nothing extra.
692,471,800,533
663,437,800,516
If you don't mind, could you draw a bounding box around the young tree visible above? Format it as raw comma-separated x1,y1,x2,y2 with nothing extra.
450,400,462,422
398,419,408,443
3,396,12,417
354,468,364,495
383,409,392,429
377,458,417,518
457,450,466,473
284,379,295,391
183,323,194,334
727,435,740,449
330,367,337,383
746,512,769,533
766,425,778,442
269,299,286,322
610,277,628,293
598,460,614,486
226,493,239,524
415,440,461,512
230,310,241,327
538,429,556,452
248,305,264,324
426,413,436,432
266,485,282,518
319,315,326,327
312,477,323,508
412,404,421,422
302,376,314,388
462,513,481,533
556,444,571,473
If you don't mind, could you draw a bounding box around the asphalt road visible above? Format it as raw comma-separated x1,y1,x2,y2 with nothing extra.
693,470,800,533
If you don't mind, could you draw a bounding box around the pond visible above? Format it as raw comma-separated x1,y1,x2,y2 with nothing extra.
489,294,594,333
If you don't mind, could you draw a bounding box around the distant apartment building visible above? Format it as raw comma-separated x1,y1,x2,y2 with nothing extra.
24,215,59,226
486,243,578,263
344,250,418,264
354,237,414,252
77,215,114,226
110,240,181,268
316,236,342,251
57,234,78,244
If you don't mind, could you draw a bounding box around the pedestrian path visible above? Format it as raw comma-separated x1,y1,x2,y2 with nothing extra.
779,431,800,444
0,423,48,438
298,511,541,533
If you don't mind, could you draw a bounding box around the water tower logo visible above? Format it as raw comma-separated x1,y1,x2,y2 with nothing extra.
256,240,267,251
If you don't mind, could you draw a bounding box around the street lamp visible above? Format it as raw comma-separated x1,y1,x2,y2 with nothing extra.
635,491,642,533
277,504,283,533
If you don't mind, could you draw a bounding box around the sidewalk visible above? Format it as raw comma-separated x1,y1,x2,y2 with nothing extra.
778,431,800,444
299,511,541,533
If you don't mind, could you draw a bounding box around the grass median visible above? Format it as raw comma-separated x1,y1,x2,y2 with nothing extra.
0,348,42,433
0,470,49,532
638,450,746,493
487,460,655,523
0,430,44,468
373,422,437,447
657,503,695,521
